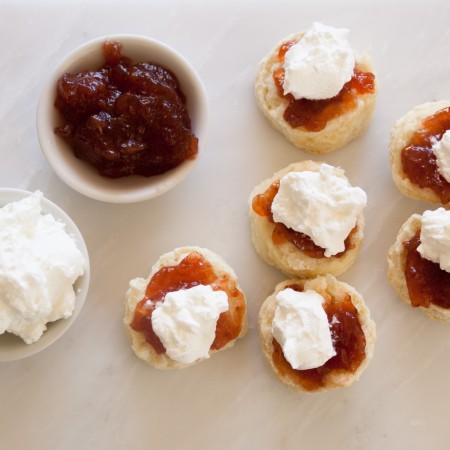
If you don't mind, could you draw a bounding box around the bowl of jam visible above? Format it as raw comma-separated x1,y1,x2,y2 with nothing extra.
37,35,209,203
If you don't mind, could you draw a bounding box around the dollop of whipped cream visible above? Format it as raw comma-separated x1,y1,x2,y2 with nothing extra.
283,22,356,100
272,288,336,370
433,130,450,183
271,164,367,257
418,208,450,272
0,191,86,344
151,284,229,364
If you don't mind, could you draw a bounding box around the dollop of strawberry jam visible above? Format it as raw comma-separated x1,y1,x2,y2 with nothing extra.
130,252,245,354
401,107,450,204
271,284,366,392
251,180,354,258
273,39,375,131
403,231,450,308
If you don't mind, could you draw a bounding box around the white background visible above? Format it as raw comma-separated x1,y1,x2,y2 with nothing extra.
1,0,450,449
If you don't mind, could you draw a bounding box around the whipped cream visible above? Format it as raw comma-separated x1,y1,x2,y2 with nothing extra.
0,191,86,344
271,164,367,257
283,22,355,100
272,288,335,370
151,284,229,364
433,130,450,183
418,208,450,272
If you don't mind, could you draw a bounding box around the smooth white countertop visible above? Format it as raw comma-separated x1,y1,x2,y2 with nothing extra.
1,1,450,449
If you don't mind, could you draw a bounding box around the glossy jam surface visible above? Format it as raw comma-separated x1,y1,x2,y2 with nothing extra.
55,41,198,178
271,284,366,391
252,180,354,258
401,107,450,203
273,39,375,132
403,231,450,308
130,252,245,354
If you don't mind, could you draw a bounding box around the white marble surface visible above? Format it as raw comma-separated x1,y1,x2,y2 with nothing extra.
1,0,450,449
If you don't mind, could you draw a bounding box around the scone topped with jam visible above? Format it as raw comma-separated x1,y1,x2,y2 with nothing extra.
249,161,367,278
124,246,247,369
389,100,450,206
255,22,377,153
388,208,450,322
258,275,376,392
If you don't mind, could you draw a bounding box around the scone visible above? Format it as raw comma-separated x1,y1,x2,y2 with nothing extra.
258,275,376,393
124,246,247,369
255,22,377,153
387,209,450,322
389,100,450,206
249,161,366,278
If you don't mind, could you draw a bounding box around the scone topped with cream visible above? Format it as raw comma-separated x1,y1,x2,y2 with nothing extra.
389,100,450,206
388,208,450,322
249,161,367,277
258,275,376,392
255,22,377,153
124,246,247,369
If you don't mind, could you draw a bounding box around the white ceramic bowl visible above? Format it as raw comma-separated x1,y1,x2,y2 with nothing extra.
0,189,90,362
37,35,209,203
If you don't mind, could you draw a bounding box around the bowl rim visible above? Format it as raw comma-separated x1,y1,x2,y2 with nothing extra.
0,188,90,362
36,34,209,203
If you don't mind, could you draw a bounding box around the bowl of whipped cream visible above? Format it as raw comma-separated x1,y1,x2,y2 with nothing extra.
0,189,90,361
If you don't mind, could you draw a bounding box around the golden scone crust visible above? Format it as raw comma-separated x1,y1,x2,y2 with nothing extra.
258,275,376,393
389,100,450,206
255,31,377,154
124,246,248,369
387,214,450,322
248,161,365,278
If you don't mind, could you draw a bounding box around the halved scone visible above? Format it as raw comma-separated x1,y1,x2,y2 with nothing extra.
387,212,450,322
124,246,248,369
255,24,377,153
258,275,376,392
249,161,366,278
389,100,450,206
